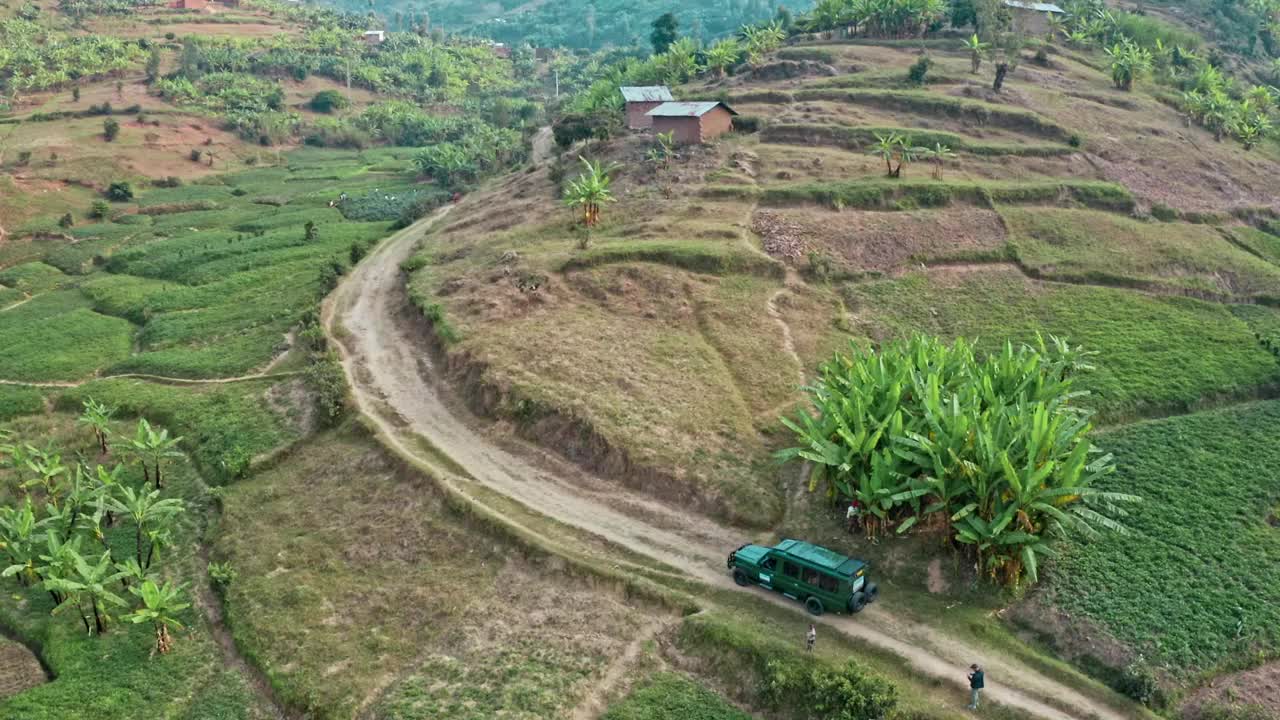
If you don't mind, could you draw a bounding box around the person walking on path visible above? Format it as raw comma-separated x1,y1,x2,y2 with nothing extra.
806,624,816,653
846,499,862,534
966,663,984,710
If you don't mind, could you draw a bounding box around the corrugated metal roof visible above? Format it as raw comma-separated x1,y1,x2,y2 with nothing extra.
619,86,673,103
646,100,738,118
1003,0,1065,12
774,539,864,577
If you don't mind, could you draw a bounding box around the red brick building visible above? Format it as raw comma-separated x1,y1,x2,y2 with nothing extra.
647,101,738,144
620,86,673,130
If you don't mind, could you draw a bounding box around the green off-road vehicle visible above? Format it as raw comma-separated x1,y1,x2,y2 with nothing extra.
727,539,879,616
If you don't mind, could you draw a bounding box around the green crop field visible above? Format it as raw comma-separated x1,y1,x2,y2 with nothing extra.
843,267,1280,419
1000,208,1280,299
603,674,752,720
0,290,135,382
1046,400,1280,676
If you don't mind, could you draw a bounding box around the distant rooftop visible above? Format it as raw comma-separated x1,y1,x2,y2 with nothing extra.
619,86,673,103
1002,0,1066,12
646,100,738,118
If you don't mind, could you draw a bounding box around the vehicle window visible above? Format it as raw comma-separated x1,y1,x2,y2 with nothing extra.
761,556,776,571
818,574,839,592
782,561,800,578
802,567,820,587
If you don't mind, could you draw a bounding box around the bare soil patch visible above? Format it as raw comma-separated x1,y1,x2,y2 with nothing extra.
754,206,1007,271
1181,662,1280,719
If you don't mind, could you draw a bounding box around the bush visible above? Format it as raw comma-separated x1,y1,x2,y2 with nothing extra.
1068,133,1083,148
105,182,134,202
308,89,349,114
103,118,120,141
90,200,111,219
907,55,932,85
58,213,74,229
16,150,31,166
1150,203,1178,221
189,149,202,162
553,112,606,148
152,176,183,188
732,115,762,133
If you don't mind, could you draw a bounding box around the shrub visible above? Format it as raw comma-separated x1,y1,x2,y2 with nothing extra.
304,351,347,427
189,149,202,162
152,176,183,188
103,118,121,141
105,182,134,202
208,561,237,593
1068,133,1083,148
308,89,349,114
907,54,932,85
90,200,111,219
165,31,176,40
732,115,762,133
16,150,31,166
1150,203,1178,221
58,213,74,228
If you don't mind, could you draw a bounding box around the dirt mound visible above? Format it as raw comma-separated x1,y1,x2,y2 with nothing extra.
0,637,46,700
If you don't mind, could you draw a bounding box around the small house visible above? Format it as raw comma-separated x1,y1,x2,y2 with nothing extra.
620,86,674,130
169,0,210,9
647,101,738,144
362,30,386,46
491,42,512,59
1001,0,1065,36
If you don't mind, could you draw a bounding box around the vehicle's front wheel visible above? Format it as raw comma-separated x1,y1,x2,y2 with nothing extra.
805,596,824,616
848,591,867,614
733,569,750,587
864,583,879,603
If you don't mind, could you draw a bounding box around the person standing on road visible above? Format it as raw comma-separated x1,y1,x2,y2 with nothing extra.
806,624,816,653
966,663,984,710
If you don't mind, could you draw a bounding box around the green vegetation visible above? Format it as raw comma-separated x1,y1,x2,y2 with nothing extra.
780,334,1135,586
677,611,899,719
603,674,751,720
752,179,1134,212
0,291,134,382
763,124,1071,158
1049,400,1280,677
1001,207,1280,298
843,268,1280,419
0,412,270,720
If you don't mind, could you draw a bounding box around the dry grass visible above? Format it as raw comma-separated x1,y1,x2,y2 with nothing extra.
215,427,664,720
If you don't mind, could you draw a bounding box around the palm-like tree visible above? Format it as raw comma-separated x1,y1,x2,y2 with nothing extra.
127,580,189,655
106,486,184,572
0,500,47,587
563,156,620,239
741,22,785,66
45,550,126,635
78,398,115,456
867,132,923,178
22,446,67,507
119,419,183,489
922,142,957,179
1105,38,1152,91
702,38,741,78
962,33,989,73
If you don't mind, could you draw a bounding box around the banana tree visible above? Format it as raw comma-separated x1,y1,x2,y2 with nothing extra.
962,34,989,73
0,500,46,587
563,156,620,244
106,486,184,572
46,550,126,635
127,580,189,655
78,398,115,456
119,420,183,489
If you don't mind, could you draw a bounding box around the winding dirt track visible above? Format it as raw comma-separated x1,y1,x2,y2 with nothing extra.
325,209,1134,720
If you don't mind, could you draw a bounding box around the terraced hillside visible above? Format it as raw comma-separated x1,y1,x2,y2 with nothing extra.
401,36,1280,717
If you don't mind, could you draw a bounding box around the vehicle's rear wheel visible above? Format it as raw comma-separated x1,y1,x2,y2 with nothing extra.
805,596,824,616
733,569,750,586
864,583,879,603
848,591,867,614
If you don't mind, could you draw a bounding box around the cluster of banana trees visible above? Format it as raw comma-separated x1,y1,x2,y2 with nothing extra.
801,0,948,39
0,19,147,99
1181,64,1277,148
779,335,1138,587
0,402,188,655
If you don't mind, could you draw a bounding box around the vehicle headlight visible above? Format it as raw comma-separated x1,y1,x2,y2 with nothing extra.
851,577,865,593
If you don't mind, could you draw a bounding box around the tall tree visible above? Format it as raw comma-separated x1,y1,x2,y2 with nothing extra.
651,12,679,55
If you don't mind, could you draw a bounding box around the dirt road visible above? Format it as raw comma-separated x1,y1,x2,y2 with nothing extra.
324,209,1135,720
